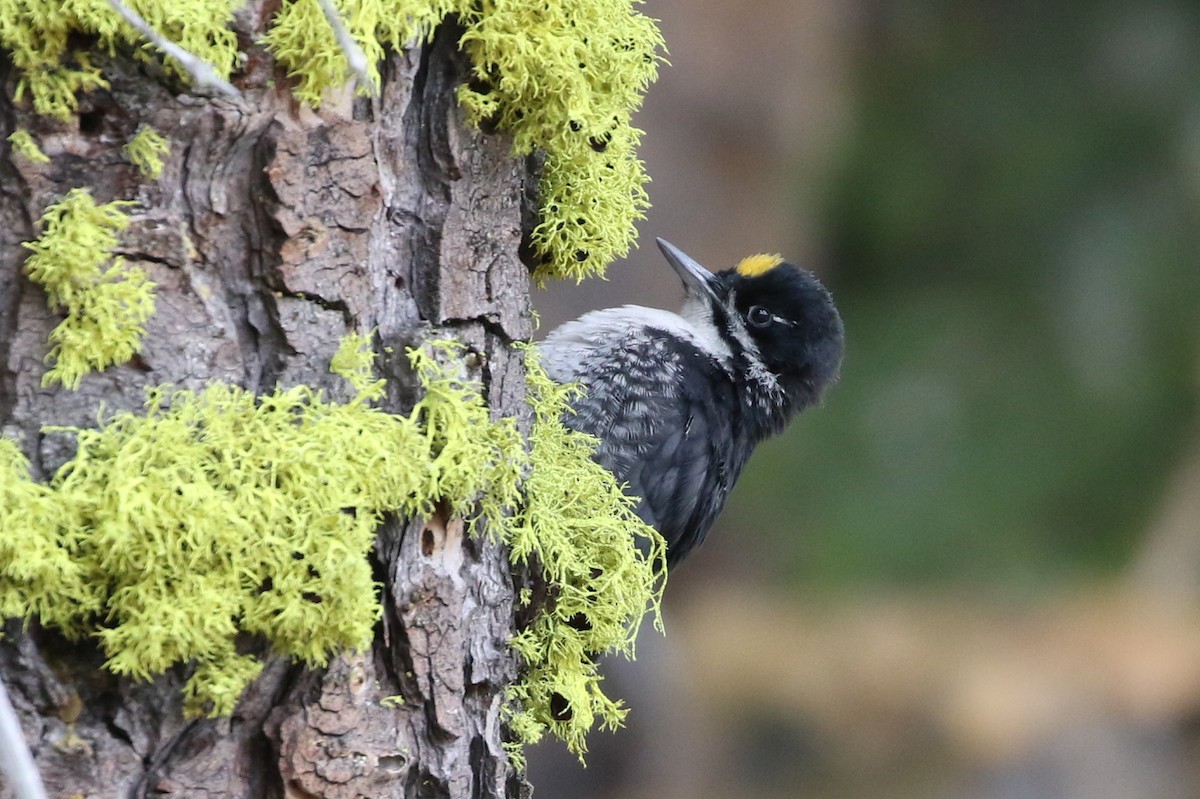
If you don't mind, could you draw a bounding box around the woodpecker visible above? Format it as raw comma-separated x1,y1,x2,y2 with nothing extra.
541,238,844,567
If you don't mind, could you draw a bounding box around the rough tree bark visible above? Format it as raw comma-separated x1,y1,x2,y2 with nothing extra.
0,11,533,799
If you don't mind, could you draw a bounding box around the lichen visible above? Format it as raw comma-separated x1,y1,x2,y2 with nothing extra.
0,338,664,755
0,337,524,716
499,350,666,761
264,0,663,281
0,438,101,628
455,0,663,282
123,125,170,180
3,1,661,280
21,188,155,390
330,331,388,400
0,0,239,120
8,128,50,163
265,0,664,281
260,0,454,108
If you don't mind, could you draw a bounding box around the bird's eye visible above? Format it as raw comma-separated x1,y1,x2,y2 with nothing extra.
747,305,773,328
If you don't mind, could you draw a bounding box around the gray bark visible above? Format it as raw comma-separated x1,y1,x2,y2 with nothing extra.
1,16,533,799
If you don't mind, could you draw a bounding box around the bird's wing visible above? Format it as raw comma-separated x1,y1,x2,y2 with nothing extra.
546,331,738,562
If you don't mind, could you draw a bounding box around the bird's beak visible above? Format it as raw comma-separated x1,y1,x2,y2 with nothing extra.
656,238,721,301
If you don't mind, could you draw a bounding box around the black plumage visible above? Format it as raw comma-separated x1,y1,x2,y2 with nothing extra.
541,239,844,566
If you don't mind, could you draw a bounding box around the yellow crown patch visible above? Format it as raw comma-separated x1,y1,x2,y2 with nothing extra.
735,253,785,277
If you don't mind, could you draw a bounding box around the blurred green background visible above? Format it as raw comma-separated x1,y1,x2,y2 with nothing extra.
533,1,1200,797
737,0,1200,590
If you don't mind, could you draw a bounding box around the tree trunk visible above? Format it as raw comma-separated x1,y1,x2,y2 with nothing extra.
1,15,532,799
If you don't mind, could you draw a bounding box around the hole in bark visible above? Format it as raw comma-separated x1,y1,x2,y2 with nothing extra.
421,526,436,557
379,754,407,772
549,692,573,722
78,109,104,135
479,113,503,135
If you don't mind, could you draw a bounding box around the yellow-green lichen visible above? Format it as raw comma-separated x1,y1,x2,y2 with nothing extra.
330,330,388,399
4,2,662,280
122,125,170,179
0,338,665,758
499,350,666,760
0,337,525,716
260,0,435,107
8,128,50,163
0,1,239,120
261,0,665,281
455,0,663,282
0,438,102,628
22,188,155,390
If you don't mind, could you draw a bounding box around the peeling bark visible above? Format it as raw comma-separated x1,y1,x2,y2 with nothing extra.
1,20,533,799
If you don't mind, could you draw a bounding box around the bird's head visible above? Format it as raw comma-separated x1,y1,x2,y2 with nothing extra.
658,238,845,412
